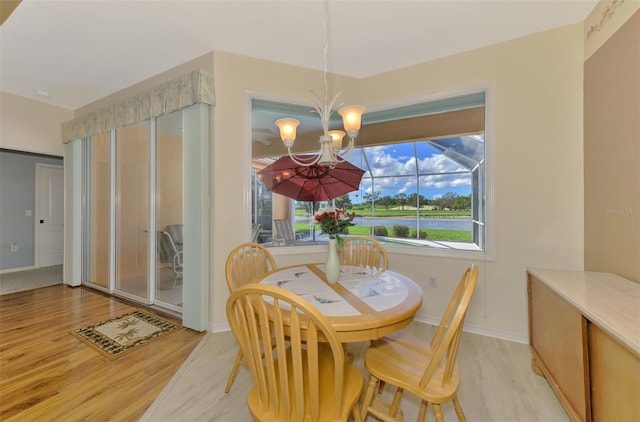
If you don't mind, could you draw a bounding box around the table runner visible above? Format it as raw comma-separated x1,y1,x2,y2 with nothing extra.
261,265,410,316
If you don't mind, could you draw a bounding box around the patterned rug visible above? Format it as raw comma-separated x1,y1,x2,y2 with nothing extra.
71,310,181,360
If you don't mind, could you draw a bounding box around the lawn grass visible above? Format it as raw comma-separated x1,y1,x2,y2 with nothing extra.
294,223,471,242
295,207,470,219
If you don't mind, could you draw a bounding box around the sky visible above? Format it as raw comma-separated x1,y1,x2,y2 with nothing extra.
346,141,472,204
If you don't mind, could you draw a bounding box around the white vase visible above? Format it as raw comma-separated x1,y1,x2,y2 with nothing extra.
325,238,340,284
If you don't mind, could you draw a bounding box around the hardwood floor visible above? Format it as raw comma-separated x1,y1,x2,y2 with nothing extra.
0,285,205,421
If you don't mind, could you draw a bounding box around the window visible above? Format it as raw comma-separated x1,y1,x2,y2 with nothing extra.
251,91,488,253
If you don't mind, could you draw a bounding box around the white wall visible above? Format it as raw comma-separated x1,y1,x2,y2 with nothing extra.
211,23,585,342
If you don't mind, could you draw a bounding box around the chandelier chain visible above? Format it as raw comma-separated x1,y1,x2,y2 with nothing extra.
322,0,329,109
274,0,364,168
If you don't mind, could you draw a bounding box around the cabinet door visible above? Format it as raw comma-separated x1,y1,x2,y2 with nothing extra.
528,275,590,422
589,322,640,421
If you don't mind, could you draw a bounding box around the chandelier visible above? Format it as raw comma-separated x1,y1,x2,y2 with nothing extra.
275,0,365,168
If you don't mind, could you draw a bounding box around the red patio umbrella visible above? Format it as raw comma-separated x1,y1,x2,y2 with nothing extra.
257,155,365,202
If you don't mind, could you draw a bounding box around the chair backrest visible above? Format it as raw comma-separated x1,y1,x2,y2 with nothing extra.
340,236,389,270
226,284,349,421
167,224,183,246
157,231,178,263
251,223,262,243
225,242,277,292
421,264,478,388
274,219,296,242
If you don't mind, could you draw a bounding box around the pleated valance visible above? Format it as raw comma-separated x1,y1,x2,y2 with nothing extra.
62,69,215,142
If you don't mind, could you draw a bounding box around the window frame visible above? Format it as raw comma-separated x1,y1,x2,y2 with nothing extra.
246,84,496,261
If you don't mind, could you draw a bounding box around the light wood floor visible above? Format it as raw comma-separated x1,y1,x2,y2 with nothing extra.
144,321,570,421
0,285,205,421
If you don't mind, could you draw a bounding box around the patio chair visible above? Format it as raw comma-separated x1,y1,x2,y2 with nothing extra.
167,224,183,251
156,231,183,286
227,284,364,421
251,223,262,243
274,219,298,244
224,242,277,393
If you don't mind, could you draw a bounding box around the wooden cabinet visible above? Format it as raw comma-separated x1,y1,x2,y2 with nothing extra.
588,323,640,421
527,269,640,422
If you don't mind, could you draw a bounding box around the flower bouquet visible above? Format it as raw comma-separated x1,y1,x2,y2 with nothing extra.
314,206,356,246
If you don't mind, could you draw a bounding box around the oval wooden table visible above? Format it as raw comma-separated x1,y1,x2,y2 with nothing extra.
258,263,423,343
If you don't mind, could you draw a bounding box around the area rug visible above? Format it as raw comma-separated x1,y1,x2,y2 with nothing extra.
71,310,181,360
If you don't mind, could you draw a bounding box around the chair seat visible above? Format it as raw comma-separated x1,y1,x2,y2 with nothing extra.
366,332,461,404
248,346,363,422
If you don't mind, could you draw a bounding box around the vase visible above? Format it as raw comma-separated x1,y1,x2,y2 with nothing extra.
325,238,340,284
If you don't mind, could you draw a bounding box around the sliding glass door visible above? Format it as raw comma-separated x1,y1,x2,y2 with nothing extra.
83,133,110,289
155,111,184,308
114,122,151,302
81,103,208,326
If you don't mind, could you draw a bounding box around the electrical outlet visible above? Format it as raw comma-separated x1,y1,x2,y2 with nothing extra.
10,243,18,252
428,276,437,288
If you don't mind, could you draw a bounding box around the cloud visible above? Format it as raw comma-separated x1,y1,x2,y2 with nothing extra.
355,145,470,195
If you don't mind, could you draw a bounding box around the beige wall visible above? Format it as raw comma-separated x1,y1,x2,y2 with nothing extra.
211,23,585,341
584,9,640,282
0,92,72,156
3,18,590,341
359,24,585,340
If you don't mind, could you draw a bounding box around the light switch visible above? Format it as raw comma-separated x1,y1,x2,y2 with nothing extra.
25,209,32,216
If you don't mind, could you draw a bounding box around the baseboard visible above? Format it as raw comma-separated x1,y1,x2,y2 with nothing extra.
210,321,231,333
0,265,35,274
210,316,528,344
413,315,529,344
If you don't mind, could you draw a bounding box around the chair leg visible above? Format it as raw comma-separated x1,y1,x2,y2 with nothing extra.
224,349,244,393
360,375,378,421
351,402,362,422
388,387,403,419
377,380,386,394
432,403,445,422
452,396,467,422
417,400,429,422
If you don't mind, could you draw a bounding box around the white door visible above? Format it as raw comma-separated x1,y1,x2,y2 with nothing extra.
36,164,64,267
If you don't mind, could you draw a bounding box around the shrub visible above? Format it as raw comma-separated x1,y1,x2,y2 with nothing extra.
373,225,388,236
392,224,410,238
410,229,428,239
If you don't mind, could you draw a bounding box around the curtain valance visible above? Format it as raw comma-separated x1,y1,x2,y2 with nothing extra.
62,69,215,143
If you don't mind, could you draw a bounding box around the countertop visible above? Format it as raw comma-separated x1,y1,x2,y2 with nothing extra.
527,268,640,357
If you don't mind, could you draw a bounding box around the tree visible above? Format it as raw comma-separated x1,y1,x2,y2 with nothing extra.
453,194,471,210
378,195,394,211
407,193,423,208
436,192,458,210
394,193,408,210
363,191,380,205
334,194,352,209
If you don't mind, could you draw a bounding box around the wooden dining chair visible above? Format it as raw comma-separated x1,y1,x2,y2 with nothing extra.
224,242,277,393
341,236,389,271
360,264,479,422
226,284,364,422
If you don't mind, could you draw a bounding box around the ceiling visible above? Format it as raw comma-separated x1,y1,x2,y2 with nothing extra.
1,0,598,111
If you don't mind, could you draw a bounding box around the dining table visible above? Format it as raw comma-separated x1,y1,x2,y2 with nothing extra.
258,263,423,343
